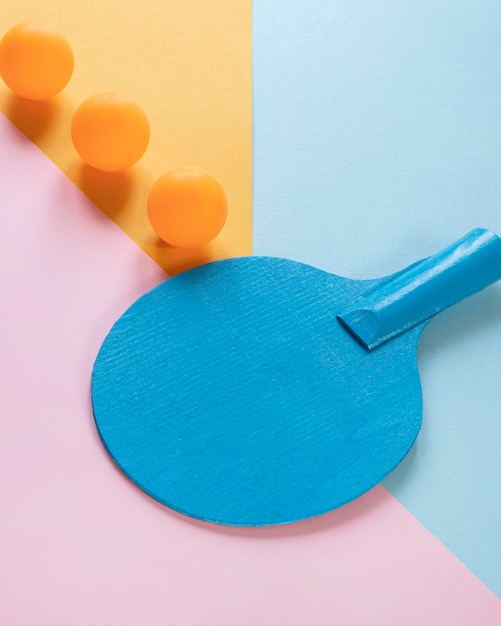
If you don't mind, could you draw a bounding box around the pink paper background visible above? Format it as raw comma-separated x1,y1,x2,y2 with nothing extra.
1,114,500,624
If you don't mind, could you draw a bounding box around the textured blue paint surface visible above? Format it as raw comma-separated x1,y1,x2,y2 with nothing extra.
92,258,423,526
253,0,501,594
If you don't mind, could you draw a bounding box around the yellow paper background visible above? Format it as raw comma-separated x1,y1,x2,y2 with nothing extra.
0,0,252,274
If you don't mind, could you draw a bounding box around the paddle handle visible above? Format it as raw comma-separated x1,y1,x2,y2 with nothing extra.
338,228,501,350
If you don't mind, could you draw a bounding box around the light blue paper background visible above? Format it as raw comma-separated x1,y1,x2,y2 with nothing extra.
253,0,501,597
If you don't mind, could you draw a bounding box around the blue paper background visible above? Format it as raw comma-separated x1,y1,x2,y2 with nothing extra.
253,0,501,596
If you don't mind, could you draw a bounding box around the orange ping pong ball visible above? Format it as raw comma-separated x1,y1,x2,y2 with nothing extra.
147,167,228,248
0,22,74,100
71,92,150,171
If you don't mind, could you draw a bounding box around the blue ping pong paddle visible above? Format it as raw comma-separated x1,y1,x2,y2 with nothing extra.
91,228,501,526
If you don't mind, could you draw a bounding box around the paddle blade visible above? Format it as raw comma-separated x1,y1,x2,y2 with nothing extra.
92,257,424,525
